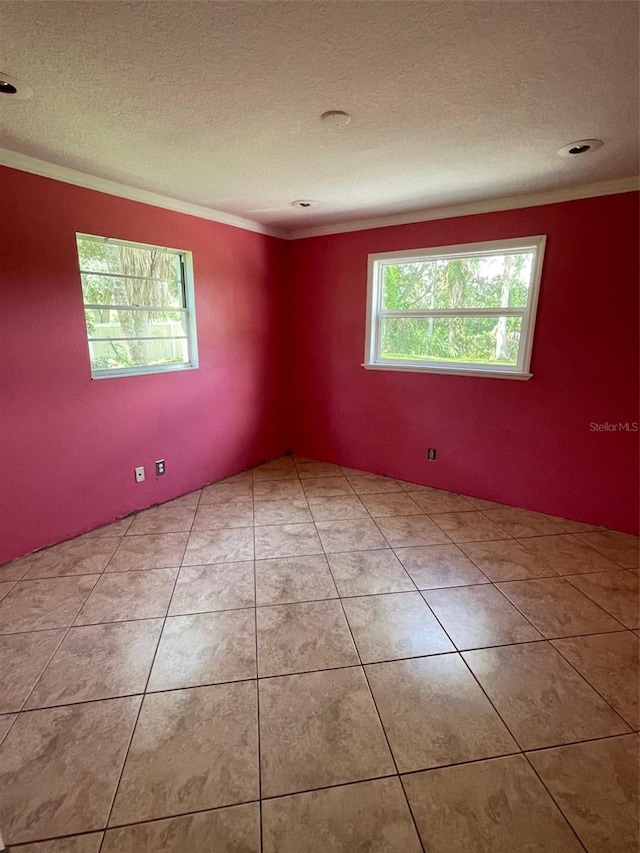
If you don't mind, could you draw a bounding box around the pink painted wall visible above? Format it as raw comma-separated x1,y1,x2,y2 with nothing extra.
287,192,640,534
2,169,637,563
0,166,287,563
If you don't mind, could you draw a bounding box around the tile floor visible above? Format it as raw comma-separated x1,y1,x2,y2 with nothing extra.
0,456,638,852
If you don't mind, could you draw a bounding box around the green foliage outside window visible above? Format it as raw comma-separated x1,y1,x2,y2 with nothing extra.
380,253,531,365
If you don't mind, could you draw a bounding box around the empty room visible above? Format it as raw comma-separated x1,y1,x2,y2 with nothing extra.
0,1,638,851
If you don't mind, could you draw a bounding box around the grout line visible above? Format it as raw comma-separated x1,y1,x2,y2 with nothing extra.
520,754,589,851
313,499,427,853
250,485,263,853
14,622,640,714
433,608,590,851
16,573,108,720
97,496,193,852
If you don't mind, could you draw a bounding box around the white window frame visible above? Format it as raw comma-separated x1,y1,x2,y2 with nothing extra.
364,235,546,380
76,233,199,379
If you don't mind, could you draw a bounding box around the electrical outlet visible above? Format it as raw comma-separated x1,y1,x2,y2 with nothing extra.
156,459,166,476
427,448,437,461
135,466,145,483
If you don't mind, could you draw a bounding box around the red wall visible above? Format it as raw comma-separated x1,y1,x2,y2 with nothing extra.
0,167,288,563
2,170,637,564
287,193,640,534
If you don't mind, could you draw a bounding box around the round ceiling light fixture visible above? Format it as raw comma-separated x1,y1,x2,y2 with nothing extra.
0,72,33,100
291,200,318,209
320,110,351,127
558,139,604,157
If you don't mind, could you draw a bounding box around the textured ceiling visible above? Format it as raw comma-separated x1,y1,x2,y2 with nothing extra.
0,0,638,233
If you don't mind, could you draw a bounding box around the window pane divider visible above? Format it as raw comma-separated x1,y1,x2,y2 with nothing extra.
84,304,187,313
80,270,178,284
88,336,187,343
380,308,527,318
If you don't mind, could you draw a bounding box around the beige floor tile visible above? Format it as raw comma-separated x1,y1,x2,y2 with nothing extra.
213,470,254,483
127,504,196,535
81,516,134,538
253,457,298,481
359,492,423,517
0,553,42,582
183,528,254,565
403,754,583,853
550,517,603,533
464,642,630,750
103,803,260,853
339,466,369,477
552,632,639,728
497,577,623,638
328,549,415,596
25,620,162,709
528,734,640,853
162,492,202,509
429,511,507,543
0,630,64,713
315,518,388,552
0,696,140,845
481,507,566,537
460,539,555,581
74,569,177,625
255,555,337,605
408,489,475,514
0,576,98,634
25,537,121,579
342,592,454,663
301,477,355,498
262,777,423,853
169,562,255,614
253,479,305,501
107,532,188,571
15,833,104,852
148,609,256,690
307,495,369,521
191,502,254,530
366,655,516,772
519,533,620,575
567,570,639,628
0,580,14,600
259,667,395,797
257,599,358,676
576,529,640,568
110,682,259,825
423,585,542,649
375,515,450,548
0,714,15,744
296,460,343,479
254,498,312,525
395,544,489,589
255,523,323,559
347,474,405,495
458,495,509,511
200,479,253,504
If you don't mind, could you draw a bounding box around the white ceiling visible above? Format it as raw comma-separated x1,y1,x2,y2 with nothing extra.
1,1,638,235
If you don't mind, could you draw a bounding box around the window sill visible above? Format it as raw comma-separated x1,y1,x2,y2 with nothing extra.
362,362,533,380
91,363,198,380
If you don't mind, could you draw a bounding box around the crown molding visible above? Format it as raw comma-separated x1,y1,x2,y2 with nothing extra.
1,148,637,243
285,176,640,240
0,148,286,239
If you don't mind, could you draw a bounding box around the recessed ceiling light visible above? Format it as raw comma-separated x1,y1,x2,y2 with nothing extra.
320,110,351,127
0,72,33,100
291,200,317,209
558,139,604,157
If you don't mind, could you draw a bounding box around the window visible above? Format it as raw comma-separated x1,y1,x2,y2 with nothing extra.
76,234,198,379
365,236,546,379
